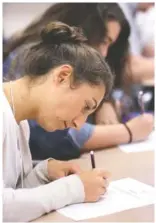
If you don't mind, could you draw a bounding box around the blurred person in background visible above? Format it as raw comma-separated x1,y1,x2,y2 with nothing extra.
3,3,154,160
119,3,154,84
119,2,154,119
135,3,155,58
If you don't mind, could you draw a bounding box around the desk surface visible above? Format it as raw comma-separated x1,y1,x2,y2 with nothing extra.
33,148,154,222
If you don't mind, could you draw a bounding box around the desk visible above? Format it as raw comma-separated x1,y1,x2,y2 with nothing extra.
33,148,154,222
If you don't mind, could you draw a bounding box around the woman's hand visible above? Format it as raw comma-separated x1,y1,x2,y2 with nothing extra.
47,160,111,202
47,159,82,181
78,169,111,202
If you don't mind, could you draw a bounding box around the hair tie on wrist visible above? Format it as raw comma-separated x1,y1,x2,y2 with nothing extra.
123,123,132,143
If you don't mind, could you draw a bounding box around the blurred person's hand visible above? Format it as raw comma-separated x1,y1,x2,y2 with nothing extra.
95,102,119,125
127,55,154,83
137,3,154,12
126,113,154,142
142,45,154,58
78,169,111,202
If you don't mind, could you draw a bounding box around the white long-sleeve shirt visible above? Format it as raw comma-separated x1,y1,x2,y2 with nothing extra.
2,91,85,222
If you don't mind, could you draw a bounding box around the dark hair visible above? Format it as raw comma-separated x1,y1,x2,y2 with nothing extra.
4,3,130,87
20,21,113,98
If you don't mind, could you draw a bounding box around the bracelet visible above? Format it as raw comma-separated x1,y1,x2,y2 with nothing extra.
123,123,133,143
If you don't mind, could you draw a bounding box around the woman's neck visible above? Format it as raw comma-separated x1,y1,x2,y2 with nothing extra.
3,77,37,123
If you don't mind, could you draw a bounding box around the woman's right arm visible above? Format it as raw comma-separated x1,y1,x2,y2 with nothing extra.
3,169,110,222
3,174,85,222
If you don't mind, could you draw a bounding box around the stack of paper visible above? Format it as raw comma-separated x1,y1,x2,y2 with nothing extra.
58,178,155,221
119,131,155,153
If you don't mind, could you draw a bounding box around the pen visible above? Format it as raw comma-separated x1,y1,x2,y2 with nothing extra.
90,151,107,181
90,150,96,169
138,91,145,114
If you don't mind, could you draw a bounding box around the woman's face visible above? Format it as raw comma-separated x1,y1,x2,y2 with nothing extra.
94,20,121,57
35,65,105,132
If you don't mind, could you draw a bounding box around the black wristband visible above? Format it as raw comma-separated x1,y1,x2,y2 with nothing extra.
123,123,133,143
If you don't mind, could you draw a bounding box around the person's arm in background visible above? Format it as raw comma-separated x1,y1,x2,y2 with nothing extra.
82,113,154,151
126,54,154,84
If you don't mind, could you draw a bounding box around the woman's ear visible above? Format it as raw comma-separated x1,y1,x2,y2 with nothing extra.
54,64,73,84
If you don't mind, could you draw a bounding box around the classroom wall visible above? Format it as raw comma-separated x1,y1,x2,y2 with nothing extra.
3,3,52,38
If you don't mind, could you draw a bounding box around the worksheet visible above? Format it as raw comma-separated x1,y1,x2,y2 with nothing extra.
58,178,155,221
119,131,155,153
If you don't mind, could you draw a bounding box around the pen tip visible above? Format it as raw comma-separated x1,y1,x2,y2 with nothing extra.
90,150,94,155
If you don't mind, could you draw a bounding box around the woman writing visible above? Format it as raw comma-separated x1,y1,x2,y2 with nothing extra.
3,3,154,161
3,22,113,222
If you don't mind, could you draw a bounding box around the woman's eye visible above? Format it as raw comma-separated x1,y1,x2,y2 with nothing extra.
82,104,90,113
85,104,90,110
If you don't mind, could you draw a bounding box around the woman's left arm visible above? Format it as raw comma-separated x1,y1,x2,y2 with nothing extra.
17,159,52,188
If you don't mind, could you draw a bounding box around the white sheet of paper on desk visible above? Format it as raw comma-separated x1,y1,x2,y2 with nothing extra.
119,131,155,153
58,178,156,221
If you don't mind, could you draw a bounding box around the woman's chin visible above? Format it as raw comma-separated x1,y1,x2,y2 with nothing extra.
45,124,58,132
38,118,66,132
38,121,55,132
43,124,66,132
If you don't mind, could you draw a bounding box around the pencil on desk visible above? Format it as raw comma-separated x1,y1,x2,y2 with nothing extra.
90,150,96,169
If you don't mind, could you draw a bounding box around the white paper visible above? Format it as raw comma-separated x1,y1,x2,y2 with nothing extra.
119,131,155,153
58,178,156,221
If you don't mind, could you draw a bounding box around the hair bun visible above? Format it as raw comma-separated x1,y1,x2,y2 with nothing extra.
40,21,87,45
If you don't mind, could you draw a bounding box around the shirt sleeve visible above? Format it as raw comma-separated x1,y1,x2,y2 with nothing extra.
17,159,53,188
18,120,53,188
3,174,85,222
